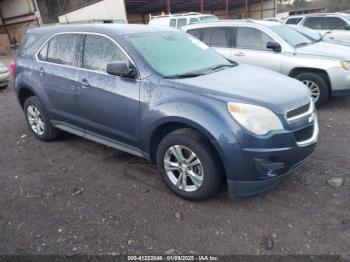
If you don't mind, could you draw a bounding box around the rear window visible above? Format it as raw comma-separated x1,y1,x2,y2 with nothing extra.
17,33,42,57
285,17,303,25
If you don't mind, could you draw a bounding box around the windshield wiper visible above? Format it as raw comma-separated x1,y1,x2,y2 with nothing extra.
295,42,309,47
210,64,235,71
164,72,205,79
315,31,331,43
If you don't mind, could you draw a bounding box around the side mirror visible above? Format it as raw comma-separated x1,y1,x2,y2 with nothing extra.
106,61,136,79
345,25,350,30
266,41,282,52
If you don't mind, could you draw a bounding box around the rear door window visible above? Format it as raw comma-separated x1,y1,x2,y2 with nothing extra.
209,27,233,48
324,17,347,30
189,18,200,24
235,27,273,50
177,18,187,28
82,34,129,72
303,17,324,29
43,34,83,66
186,28,212,46
285,17,303,25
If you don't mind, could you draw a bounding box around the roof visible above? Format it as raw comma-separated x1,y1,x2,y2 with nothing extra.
28,23,178,36
288,12,350,18
183,19,281,30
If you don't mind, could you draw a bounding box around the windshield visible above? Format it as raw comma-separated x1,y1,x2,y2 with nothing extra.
199,15,219,22
291,26,322,42
125,31,231,77
269,25,313,47
343,14,350,22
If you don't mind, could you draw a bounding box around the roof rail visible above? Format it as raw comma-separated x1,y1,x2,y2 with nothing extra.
149,12,203,20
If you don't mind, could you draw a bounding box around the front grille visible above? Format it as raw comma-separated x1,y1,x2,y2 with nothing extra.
293,124,314,142
287,103,310,119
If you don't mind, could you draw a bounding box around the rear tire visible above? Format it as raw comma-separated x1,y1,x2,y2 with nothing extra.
295,72,329,107
24,96,60,141
156,128,224,201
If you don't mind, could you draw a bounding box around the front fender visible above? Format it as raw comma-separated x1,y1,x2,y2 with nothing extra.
140,83,244,180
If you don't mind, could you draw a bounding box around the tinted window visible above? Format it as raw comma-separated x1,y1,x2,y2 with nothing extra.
235,27,273,50
46,34,82,66
177,18,187,28
170,19,176,27
209,27,232,48
125,31,230,77
199,15,218,22
324,17,347,30
285,17,303,25
189,18,199,24
83,35,129,72
303,17,324,29
187,28,211,45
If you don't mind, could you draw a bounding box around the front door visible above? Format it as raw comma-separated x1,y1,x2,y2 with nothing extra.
76,34,140,147
231,27,283,73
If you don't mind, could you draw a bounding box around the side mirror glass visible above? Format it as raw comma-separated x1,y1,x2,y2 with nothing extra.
266,41,282,52
106,61,136,79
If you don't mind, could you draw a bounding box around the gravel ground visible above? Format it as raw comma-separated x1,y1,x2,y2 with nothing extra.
0,57,349,256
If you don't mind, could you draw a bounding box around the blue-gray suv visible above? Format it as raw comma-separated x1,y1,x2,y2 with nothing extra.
13,24,318,200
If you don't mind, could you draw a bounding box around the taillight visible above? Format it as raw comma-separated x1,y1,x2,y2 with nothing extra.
10,60,16,80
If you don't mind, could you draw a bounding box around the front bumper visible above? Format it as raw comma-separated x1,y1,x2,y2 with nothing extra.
227,141,316,198
224,108,318,198
328,67,350,96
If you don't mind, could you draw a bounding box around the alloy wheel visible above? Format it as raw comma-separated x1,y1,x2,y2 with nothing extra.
163,145,203,192
27,105,45,136
302,79,320,103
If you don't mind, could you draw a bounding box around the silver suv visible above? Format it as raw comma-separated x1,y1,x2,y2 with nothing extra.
184,20,350,106
284,13,350,44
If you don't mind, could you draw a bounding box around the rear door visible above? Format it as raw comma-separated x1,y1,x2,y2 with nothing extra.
231,26,283,72
322,16,350,43
75,34,140,146
36,33,83,125
187,27,234,59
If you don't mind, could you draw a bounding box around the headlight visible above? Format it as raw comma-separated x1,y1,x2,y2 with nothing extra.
227,102,284,136
340,61,350,70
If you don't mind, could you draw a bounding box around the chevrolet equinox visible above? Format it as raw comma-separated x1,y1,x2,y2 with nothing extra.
13,25,318,200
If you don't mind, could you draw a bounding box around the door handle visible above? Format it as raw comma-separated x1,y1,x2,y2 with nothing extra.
80,79,90,88
234,52,246,57
39,67,45,76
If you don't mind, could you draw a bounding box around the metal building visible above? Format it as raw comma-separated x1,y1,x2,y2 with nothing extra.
0,0,41,55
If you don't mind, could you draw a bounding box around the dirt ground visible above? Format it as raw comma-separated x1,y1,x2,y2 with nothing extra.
0,57,349,256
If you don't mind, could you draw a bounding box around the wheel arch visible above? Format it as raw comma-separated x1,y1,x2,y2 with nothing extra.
17,85,38,109
148,118,226,178
288,67,332,96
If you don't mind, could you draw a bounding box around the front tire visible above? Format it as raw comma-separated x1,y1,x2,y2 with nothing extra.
295,72,329,107
24,96,60,141
156,128,224,201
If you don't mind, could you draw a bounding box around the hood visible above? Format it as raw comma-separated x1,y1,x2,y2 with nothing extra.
296,42,350,60
170,64,310,114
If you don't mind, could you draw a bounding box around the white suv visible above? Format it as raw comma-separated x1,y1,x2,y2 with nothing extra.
149,12,218,29
284,13,350,44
